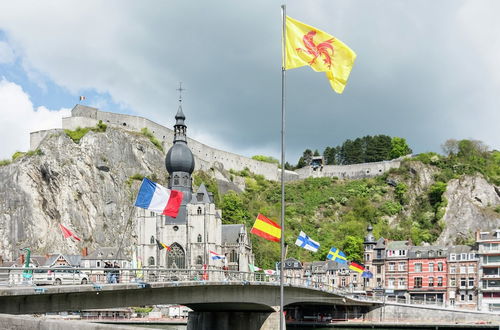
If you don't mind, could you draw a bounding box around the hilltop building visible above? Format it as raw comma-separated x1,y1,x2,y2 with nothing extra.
136,104,254,271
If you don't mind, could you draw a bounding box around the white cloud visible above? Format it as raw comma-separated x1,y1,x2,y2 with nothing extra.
0,0,498,163
0,41,14,64
0,78,70,159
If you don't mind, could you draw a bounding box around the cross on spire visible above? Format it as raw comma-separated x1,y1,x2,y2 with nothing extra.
176,82,186,103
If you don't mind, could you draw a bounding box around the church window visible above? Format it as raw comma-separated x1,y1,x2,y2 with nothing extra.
174,175,179,185
230,250,238,263
197,207,202,215
197,193,204,202
150,236,155,244
173,226,179,231
196,256,203,265
148,257,155,266
166,243,185,269
183,175,188,186
197,234,202,243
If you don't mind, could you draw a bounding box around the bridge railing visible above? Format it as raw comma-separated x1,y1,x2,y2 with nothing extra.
0,267,468,311
0,266,346,292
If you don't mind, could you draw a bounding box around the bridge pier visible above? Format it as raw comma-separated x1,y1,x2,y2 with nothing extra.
187,310,280,330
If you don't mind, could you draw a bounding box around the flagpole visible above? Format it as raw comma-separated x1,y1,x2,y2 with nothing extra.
280,4,286,330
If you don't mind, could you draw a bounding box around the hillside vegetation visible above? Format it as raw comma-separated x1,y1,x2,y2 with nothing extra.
199,139,499,269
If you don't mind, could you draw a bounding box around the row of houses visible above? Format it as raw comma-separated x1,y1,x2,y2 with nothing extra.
281,227,500,312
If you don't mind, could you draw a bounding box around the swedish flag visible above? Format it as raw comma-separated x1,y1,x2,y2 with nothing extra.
327,247,348,264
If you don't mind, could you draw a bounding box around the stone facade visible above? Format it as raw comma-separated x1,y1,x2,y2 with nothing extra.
136,106,254,272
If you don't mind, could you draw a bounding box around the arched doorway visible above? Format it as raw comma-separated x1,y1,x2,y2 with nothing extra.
166,243,186,269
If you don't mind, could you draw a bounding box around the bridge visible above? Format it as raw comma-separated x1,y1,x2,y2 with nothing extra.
0,267,376,329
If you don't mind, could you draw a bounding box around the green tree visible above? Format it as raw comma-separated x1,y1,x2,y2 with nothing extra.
296,149,313,168
342,236,363,262
441,139,459,156
395,182,408,205
365,135,392,162
341,139,364,164
323,146,340,165
457,139,488,160
221,191,249,224
390,137,412,159
428,182,447,207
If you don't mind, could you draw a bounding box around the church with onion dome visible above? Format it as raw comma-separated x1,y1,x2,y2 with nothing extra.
135,99,254,272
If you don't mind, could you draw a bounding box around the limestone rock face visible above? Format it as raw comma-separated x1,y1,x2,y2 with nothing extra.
436,176,500,245
0,128,167,260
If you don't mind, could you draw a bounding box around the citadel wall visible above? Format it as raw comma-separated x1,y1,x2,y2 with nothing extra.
29,105,402,182
294,159,402,180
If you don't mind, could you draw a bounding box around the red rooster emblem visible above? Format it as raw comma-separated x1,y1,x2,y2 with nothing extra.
296,30,335,69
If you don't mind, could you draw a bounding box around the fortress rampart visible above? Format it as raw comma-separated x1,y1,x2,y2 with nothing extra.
30,105,402,182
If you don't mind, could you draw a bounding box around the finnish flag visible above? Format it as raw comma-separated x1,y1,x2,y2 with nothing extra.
295,231,320,252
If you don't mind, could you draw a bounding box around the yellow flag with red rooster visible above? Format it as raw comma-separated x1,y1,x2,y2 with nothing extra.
284,16,356,94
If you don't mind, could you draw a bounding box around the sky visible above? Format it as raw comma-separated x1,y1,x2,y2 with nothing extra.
0,0,498,163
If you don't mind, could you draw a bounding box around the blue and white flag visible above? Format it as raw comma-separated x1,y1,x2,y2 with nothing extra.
294,231,320,252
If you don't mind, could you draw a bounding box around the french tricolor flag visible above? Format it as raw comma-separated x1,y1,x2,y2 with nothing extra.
210,251,225,260
134,178,183,218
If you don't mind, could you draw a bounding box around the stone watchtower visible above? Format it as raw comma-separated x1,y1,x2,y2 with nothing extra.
165,105,195,204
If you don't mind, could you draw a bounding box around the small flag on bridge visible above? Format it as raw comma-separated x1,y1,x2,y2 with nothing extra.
294,231,320,252
349,261,365,274
326,247,348,264
250,214,281,242
249,264,262,272
210,251,225,260
134,178,183,218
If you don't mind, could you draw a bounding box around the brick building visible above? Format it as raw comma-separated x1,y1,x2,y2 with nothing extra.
408,246,448,304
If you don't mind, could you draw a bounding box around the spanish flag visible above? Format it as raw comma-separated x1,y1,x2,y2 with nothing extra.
250,213,281,242
284,16,356,94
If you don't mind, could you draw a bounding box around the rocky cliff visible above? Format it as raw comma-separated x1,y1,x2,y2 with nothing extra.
0,127,169,260
1,126,499,261
437,175,500,244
